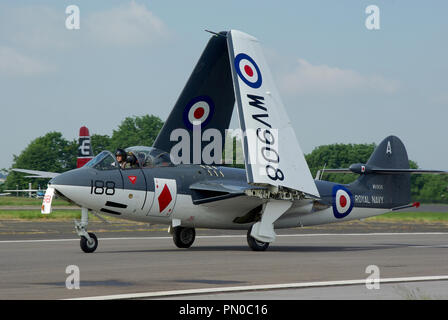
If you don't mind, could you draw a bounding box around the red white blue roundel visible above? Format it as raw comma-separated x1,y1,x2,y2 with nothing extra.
234,53,262,88
332,185,354,219
183,96,215,130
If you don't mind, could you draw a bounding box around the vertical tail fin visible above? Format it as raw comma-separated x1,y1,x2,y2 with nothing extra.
366,135,410,170
77,126,93,168
351,135,411,208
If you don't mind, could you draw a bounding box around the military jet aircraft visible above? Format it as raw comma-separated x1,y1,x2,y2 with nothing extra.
42,30,447,253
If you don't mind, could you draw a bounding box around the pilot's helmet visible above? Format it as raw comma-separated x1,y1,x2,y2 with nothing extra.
115,149,127,161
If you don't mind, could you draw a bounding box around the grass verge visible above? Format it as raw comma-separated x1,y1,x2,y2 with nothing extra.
366,211,448,223
0,196,71,207
0,210,125,222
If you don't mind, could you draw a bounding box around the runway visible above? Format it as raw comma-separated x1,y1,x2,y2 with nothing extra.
0,222,447,299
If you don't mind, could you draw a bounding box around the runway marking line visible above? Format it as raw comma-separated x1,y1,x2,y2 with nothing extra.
68,275,448,300
0,232,447,244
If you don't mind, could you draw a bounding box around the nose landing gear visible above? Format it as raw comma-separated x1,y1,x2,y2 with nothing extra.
80,232,98,253
75,208,98,253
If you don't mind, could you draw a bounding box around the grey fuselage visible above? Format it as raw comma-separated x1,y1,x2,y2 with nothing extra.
49,162,391,230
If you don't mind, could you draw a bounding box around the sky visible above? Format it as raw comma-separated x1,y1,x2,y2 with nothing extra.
0,0,447,171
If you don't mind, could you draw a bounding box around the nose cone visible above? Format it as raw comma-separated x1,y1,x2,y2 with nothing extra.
49,168,91,187
49,167,97,207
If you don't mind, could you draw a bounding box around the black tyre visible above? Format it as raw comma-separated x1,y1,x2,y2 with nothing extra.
80,233,98,253
247,225,269,251
173,227,196,248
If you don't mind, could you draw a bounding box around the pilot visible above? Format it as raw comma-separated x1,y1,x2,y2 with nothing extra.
125,152,139,169
115,149,127,169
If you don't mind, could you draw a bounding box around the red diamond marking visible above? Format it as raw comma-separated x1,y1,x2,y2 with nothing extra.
158,184,172,212
128,176,137,184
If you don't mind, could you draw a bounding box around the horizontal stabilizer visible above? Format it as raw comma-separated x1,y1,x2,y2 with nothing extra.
318,167,448,176
316,169,351,175
368,168,448,174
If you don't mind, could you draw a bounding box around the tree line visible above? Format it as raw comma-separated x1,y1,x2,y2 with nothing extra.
1,114,447,203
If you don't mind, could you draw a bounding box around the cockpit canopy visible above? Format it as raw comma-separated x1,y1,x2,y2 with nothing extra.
125,146,173,168
84,146,173,170
84,151,116,170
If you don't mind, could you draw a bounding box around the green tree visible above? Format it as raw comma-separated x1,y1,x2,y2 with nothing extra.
222,133,245,168
90,134,111,155
411,174,448,203
306,143,376,184
108,115,164,151
5,132,77,190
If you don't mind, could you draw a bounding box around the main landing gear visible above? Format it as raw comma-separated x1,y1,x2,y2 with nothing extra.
75,208,98,253
170,224,270,251
246,200,293,251
247,225,269,251
172,226,196,248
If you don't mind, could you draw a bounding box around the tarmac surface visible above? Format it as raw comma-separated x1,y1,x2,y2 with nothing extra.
157,280,448,300
0,215,447,300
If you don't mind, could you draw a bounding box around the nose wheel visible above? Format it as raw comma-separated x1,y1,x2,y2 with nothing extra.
80,233,98,253
75,208,98,253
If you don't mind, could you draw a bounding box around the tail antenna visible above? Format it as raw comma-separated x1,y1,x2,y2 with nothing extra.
205,29,227,38
315,163,327,180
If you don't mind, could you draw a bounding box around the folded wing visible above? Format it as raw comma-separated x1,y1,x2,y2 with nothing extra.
227,30,319,197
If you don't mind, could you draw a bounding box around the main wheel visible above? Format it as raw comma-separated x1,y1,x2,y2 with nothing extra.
247,225,269,251
80,232,98,253
173,227,196,248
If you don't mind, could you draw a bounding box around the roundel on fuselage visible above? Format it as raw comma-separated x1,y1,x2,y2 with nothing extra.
234,53,262,89
332,185,354,219
182,95,215,130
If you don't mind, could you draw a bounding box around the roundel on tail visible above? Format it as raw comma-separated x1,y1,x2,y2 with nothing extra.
332,185,354,219
182,96,215,130
234,53,262,88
